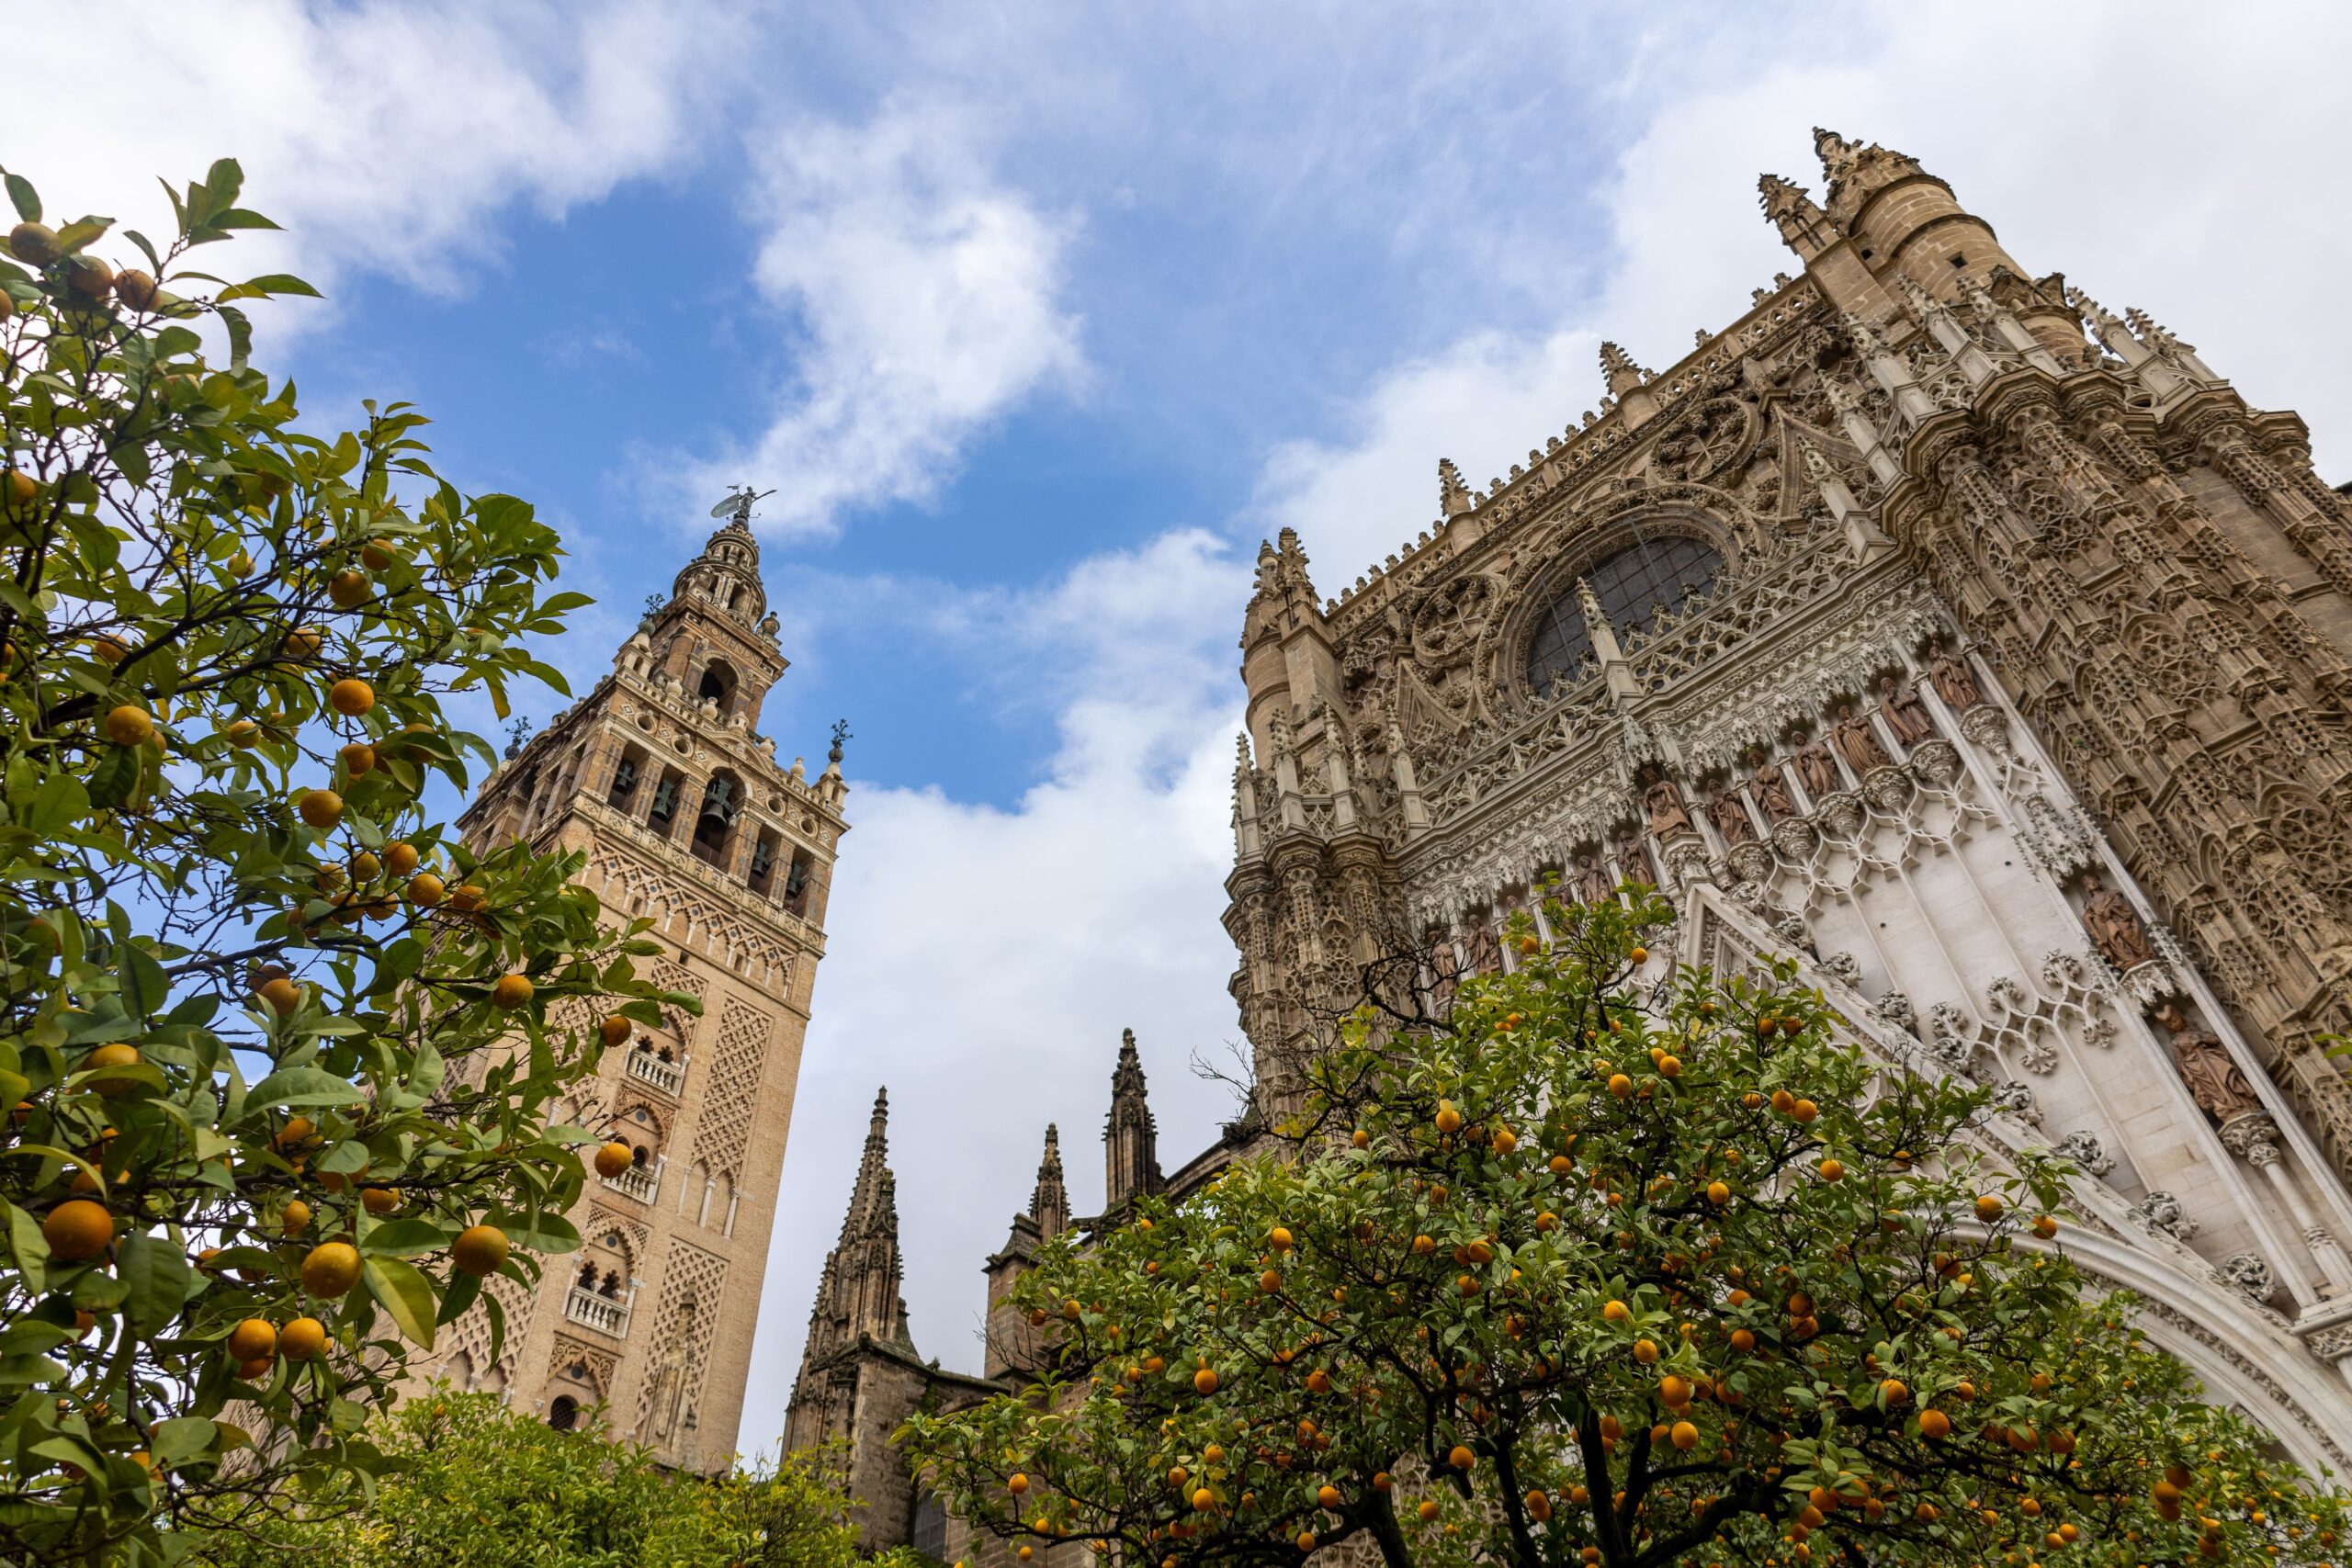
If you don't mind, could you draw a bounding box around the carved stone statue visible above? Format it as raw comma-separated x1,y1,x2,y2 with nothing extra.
2080,873,2157,971
1832,705,1892,774
1928,649,1985,711
1877,674,1936,750
1792,736,1839,798
1643,772,1693,838
1749,750,1796,823
1464,919,1501,976
1425,931,1460,1010
1575,853,1613,907
2157,1002,2262,1124
1617,840,1658,888
1708,789,1757,846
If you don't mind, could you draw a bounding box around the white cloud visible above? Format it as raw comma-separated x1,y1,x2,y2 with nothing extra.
740,531,1250,1440
6,0,741,321
695,106,1088,538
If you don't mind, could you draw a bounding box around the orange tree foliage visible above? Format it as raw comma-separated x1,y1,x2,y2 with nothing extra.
0,162,682,1563
902,890,2350,1567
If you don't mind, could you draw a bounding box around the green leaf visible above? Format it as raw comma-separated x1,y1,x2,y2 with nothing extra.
4,172,38,223
362,1218,447,1258
1,1199,46,1295
435,1267,481,1325
244,1066,365,1110
118,940,169,1024
151,1416,217,1470
217,273,322,302
117,1232,192,1334
363,1256,437,1349
53,218,113,255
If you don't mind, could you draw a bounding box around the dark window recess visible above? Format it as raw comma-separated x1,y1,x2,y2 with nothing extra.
748,831,780,895
607,755,640,808
692,774,740,868
548,1396,578,1432
911,1493,949,1561
783,852,812,915
1525,537,1724,694
648,770,684,835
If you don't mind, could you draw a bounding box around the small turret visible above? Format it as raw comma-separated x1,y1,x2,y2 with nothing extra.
1598,342,1660,430
1029,1123,1069,1239
1438,457,1474,517
796,1089,911,1370
1238,529,1340,768
1104,1029,1162,1213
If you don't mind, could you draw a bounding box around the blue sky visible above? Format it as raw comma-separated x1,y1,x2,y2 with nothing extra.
17,0,2352,1462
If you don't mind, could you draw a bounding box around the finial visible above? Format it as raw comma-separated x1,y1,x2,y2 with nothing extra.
829,718,851,764
1811,127,1862,184
869,1086,888,1127
708,483,775,532
503,716,533,759
1437,457,1472,517
1598,341,1650,397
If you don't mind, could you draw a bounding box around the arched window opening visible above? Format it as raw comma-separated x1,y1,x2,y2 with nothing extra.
647,766,687,837
548,1395,578,1431
692,772,743,869
748,828,783,895
608,744,648,810
783,849,815,915
697,660,739,716
1525,536,1723,694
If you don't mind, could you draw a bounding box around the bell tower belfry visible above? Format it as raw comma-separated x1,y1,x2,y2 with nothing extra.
424,490,851,1472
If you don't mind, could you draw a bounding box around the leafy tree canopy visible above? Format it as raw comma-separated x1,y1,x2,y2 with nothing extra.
0,163,682,1563
187,1389,923,1568
903,891,2350,1568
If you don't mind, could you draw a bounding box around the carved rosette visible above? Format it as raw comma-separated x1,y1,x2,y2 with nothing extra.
2219,1252,2278,1304
2053,1130,2115,1177
1815,792,1866,839
2218,1111,2282,1164
1770,818,1819,859
1958,701,2011,754
1909,738,1963,786
1861,764,1914,812
1726,840,1776,886
1658,829,1715,892
2304,1324,2352,1364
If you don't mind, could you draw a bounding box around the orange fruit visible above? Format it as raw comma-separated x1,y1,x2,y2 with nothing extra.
296,789,343,829
598,1015,632,1047
361,1187,400,1214
228,1318,277,1361
1191,1487,1214,1512
2032,1214,2057,1240
236,1357,273,1381
104,705,153,746
1669,1420,1700,1450
491,974,534,1010
359,539,398,571
348,851,381,883
1192,1367,1219,1395
85,1043,141,1088
1269,1226,1293,1252
382,841,419,878
42,1199,114,1262
64,254,114,297
1434,1101,1462,1134
405,873,446,907
1818,1159,1844,1182
594,1142,634,1179
1918,1408,1951,1439
1417,1500,1439,1522
1974,1194,2004,1222
1630,945,1648,964
327,571,372,609
300,1240,361,1297
1317,1485,1340,1509
1259,1269,1282,1294
91,634,130,665
1295,1533,1315,1552
448,884,487,913
279,1316,327,1360
257,977,302,1017
452,1224,509,1277
1608,1074,1633,1098
339,741,376,777
1707,1180,1730,1205
1881,1378,1908,1406
1448,1445,1475,1471
114,269,159,310
284,626,324,660
1008,1472,1030,1495
6,221,60,264
280,1199,311,1236
225,718,260,749
1351,1129,1369,1149
1791,1099,1818,1123
327,678,375,716
1602,1299,1628,1322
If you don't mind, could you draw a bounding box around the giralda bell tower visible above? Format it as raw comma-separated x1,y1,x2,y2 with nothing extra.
423,490,850,1472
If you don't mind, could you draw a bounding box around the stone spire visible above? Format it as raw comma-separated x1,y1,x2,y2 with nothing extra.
1757,174,1831,256
1028,1123,1069,1239
1811,126,1865,188
669,509,769,628
797,1089,911,1367
1438,457,1474,517
1598,340,1650,397
1104,1029,1162,1213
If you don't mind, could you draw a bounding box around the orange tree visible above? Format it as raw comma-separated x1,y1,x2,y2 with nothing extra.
0,163,681,1563
902,889,2351,1568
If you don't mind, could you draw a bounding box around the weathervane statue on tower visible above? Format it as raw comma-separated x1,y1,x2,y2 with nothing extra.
711,484,775,531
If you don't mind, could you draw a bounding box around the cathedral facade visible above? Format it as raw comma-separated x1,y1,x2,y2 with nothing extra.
418,512,848,1472
788,129,2352,1550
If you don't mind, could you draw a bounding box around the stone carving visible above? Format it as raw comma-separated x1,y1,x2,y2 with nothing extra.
1818,950,1861,987
2220,1253,2278,1303
2310,1325,2352,1364
1643,771,1693,838
1464,919,1501,976
1708,789,1757,846
1928,648,1985,710
694,997,777,1183
1748,750,1796,823
1872,990,1917,1032
1877,674,1935,750
2079,873,2158,972
1425,931,1461,1011
2218,1111,2281,1162
2132,1190,2199,1242
1831,704,1891,773
1792,736,1838,798
1575,854,1613,906
1990,1079,2041,1124
2053,1130,2115,1177
2152,1001,2262,1125
1927,1002,1976,1071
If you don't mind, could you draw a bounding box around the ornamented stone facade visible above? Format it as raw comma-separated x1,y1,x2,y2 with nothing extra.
417,510,849,1472
789,128,2352,1545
